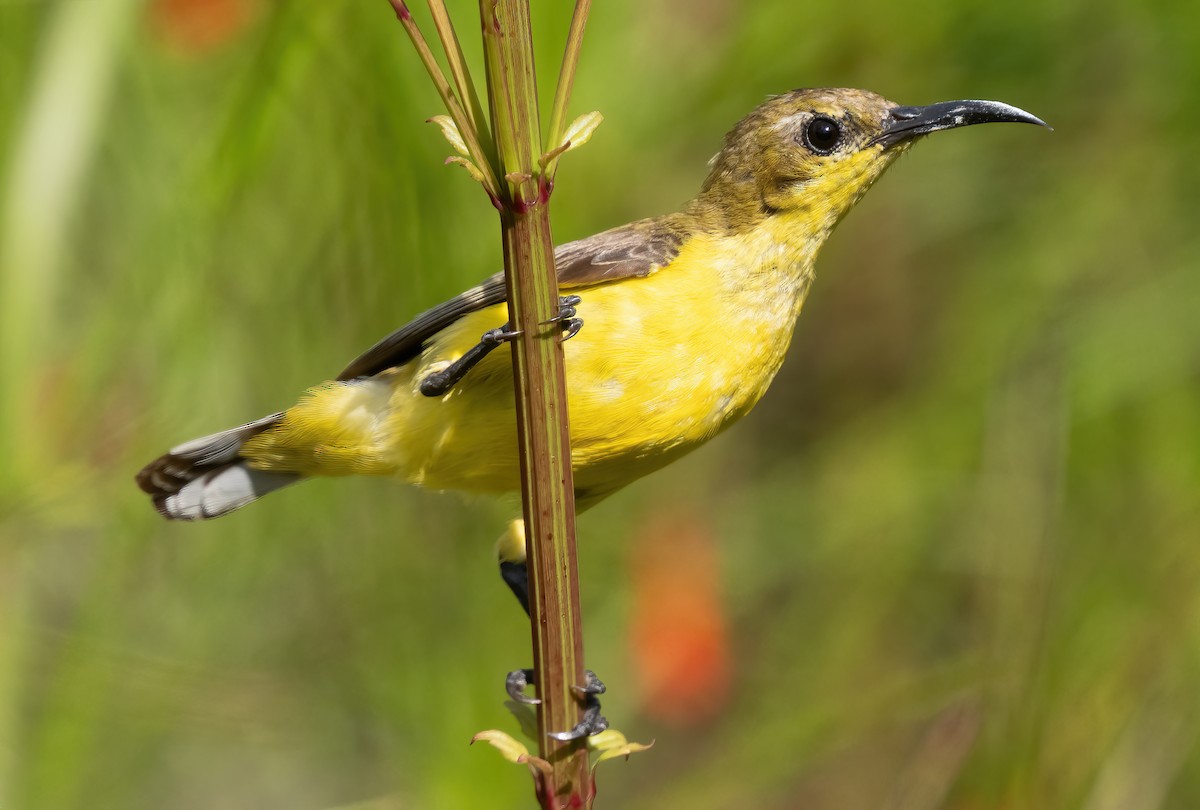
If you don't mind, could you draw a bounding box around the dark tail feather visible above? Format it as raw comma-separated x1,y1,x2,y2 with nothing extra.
136,413,300,520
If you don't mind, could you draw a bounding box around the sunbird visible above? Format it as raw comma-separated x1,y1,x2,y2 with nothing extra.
138,88,1046,610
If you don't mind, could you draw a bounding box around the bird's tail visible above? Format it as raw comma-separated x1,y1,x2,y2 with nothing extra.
135,413,302,520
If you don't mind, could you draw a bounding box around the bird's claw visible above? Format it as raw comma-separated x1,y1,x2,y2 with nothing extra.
570,669,606,698
420,295,579,398
505,668,540,705
540,295,584,342
551,670,609,740
504,672,542,705
540,294,582,323
481,324,522,346
547,700,609,741
558,318,584,341
503,667,610,739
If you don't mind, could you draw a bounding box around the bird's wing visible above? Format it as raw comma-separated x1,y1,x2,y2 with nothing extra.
336,217,684,381
553,217,685,287
337,274,508,380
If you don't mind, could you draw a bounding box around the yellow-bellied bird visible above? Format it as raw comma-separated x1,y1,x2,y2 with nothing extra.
138,89,1046,613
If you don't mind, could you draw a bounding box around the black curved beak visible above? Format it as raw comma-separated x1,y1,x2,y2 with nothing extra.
874,99,1050,148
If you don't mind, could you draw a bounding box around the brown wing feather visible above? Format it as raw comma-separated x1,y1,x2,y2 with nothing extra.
337,216,687,381
554,217,685,287
337,276,507,380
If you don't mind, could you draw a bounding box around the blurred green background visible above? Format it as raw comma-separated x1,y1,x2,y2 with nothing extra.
2,1,1198,808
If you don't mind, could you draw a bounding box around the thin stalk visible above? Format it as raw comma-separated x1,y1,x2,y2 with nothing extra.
424,0,496,166
543,0,592,165
387,0,501,199
481,0,591,804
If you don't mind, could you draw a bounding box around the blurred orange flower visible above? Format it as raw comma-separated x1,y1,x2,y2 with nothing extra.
629,508,731,728
148,0,256,54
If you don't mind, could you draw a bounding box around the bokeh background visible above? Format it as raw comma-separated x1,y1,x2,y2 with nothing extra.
2,1,1198,808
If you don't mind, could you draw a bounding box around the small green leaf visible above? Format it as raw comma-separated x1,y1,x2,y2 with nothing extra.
471,729,553,776
542,111,603,169
561,111,603,151
471,729,530,762
587,728,654,772
444,155,486,184
427,114,470,156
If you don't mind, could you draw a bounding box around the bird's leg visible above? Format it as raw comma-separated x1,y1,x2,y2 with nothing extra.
498,519,532,615
500,559,530,615
419,295,583,398
419,325,518,397
496,518,609,738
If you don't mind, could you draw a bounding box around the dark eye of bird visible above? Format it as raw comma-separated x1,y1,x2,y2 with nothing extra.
803,116,841,155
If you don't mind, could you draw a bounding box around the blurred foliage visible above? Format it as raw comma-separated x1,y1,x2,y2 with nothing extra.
1,0,1198,808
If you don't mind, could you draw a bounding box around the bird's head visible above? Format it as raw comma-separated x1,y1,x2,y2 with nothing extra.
695,88,1047,233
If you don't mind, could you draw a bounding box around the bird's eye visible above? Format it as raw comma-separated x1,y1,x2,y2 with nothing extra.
803,116,841,155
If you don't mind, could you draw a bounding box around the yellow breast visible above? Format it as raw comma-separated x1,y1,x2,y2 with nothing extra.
381,220,820,502
243,216,823,508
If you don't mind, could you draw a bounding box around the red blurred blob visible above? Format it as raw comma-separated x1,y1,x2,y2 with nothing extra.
629,509,731,728
148,0,255,54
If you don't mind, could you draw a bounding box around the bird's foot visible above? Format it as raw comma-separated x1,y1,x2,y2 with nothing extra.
505,668,540,705
420,296,581,397
504,668,610,739
540,294,583,341
550,670,608,740
480,323,523,346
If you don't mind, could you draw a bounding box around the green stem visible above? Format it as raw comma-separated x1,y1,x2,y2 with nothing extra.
387,0,501,199
424,0,496,167
544,0,592,168
480,0,591,803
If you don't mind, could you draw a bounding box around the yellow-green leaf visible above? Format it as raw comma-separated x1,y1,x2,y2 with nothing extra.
561,111,603,151
471,729,553,776
471,729,530,762
587,728,654,771
542,111,604,169
444,155,486,184
427,114,470,157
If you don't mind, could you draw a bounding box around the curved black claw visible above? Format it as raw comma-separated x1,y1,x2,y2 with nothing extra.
505,668,540,705
540,295,584,342
559,318,584,342
571,669,606,699
481,324,522,346
542,294,582,322
548,701,609,741
548,669,609,741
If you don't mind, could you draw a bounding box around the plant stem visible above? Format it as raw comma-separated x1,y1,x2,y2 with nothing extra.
544,0,592,166
480,0,591,804
389,0,594,801
386,0,501,200
424,0,496,166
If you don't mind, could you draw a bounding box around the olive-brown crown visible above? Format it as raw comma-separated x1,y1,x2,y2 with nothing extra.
690,88,906,232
